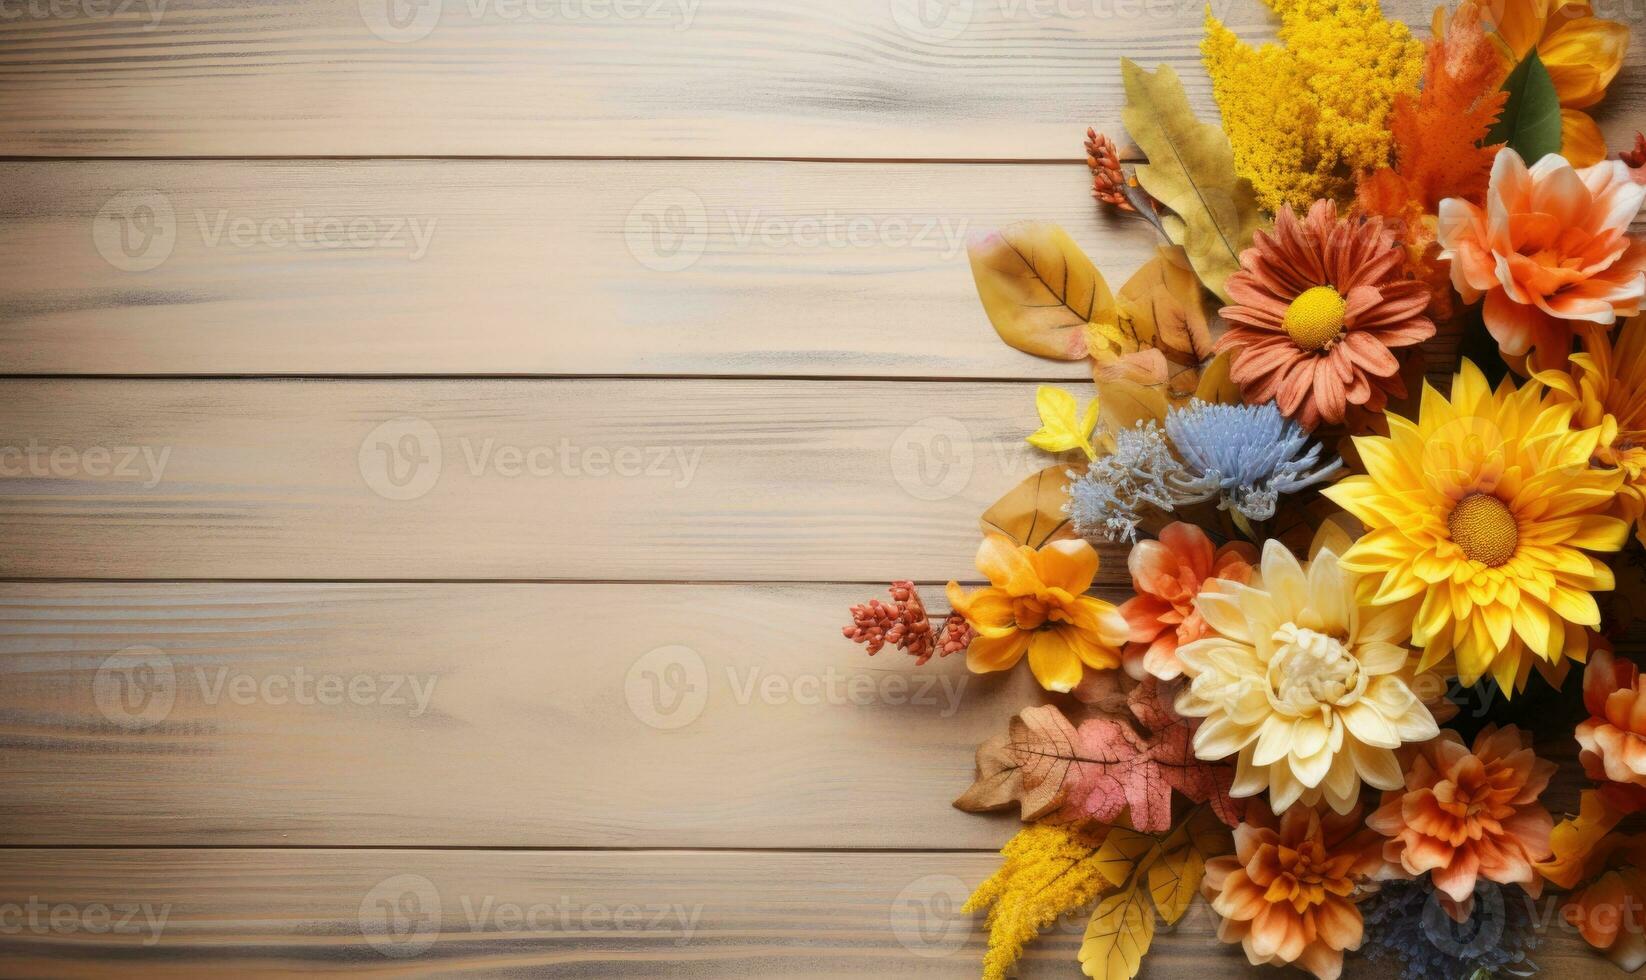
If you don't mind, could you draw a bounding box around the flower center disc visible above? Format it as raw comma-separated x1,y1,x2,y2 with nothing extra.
1448,493,1519,567
1282,286,1348,351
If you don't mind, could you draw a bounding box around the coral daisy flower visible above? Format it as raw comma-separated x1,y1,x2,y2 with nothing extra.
1437,150,1646,370
1217,200,1436,430
1325,360,1629,692
1367,725,1555,917
1175,538,1439,814
1202,800,1388,980
1538,316,1646,546
1117,522,1256,681
946,534,1129,693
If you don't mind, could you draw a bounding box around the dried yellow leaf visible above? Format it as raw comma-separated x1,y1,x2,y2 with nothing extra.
1119,60,1264,304
967,221,1117,360
1080,882,1155,980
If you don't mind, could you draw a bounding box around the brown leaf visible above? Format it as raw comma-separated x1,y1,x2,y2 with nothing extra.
967,222,1116,360
1113,245,1215,368
953,679,1238,833
978,464,1080,549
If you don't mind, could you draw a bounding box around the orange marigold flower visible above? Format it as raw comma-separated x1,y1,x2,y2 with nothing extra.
1367,725,1555,915
1116,522,1256,681
1217,199,1435,430
1202,800,1387,980
946,534,1129,693
1578,647,1646,812
1437,148,1646,370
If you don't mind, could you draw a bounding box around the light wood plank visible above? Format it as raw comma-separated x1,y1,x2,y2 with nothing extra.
0,849,1272,978
0,378,1111,582
0,0,1279,158
0,159,1129,378
0,849,1618,977
0,581,1600,848
7,0,1638,159
0,581,1047,848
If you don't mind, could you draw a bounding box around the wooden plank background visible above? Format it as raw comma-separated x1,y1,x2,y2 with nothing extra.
1,0,1641,975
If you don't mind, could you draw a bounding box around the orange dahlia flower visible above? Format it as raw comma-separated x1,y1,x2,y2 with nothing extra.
1577,647,1646,812
1217,200,1435,430
1116,522,1256,681
946,534,1129,693
1367,726,1555,913
1437,149,1646,370
1202,801,1386,980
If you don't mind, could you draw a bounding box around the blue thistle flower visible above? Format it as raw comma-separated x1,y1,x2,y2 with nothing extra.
1163,400,1341,521
1065,399,1340,542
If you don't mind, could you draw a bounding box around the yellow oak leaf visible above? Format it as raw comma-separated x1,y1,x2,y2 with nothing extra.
967,221,1117,361
1120,60,1264,304
1080,881,1156,980
1147,808,1232,925
1092,828,1160,889
1027,386,1100,459
1538,789,1628,890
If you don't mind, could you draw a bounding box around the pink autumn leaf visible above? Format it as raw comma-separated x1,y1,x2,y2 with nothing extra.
954,678,1238,833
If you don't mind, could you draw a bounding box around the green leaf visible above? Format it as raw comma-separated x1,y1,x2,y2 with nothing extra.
1486,51,1562,164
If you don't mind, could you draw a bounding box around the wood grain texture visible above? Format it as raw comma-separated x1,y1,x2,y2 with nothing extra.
0,848,1623,978
0,159,1129,378
0,580,1600,849
5,0,1640,159
0,378,1106,582
0,0,1275,159
0,850,1258,978
0,581,1045,848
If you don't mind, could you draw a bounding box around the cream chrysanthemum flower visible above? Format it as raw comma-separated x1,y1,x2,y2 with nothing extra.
1324,360,1629,693
1175,538,1439,815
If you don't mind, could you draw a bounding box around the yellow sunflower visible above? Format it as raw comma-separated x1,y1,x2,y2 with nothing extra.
1324,361,1628,693
1538,318,1646,547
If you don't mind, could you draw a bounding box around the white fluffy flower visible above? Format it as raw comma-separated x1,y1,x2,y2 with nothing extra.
1174,538,1438,814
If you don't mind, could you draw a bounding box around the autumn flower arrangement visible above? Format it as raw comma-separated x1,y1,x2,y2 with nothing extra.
838,0,1646,976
